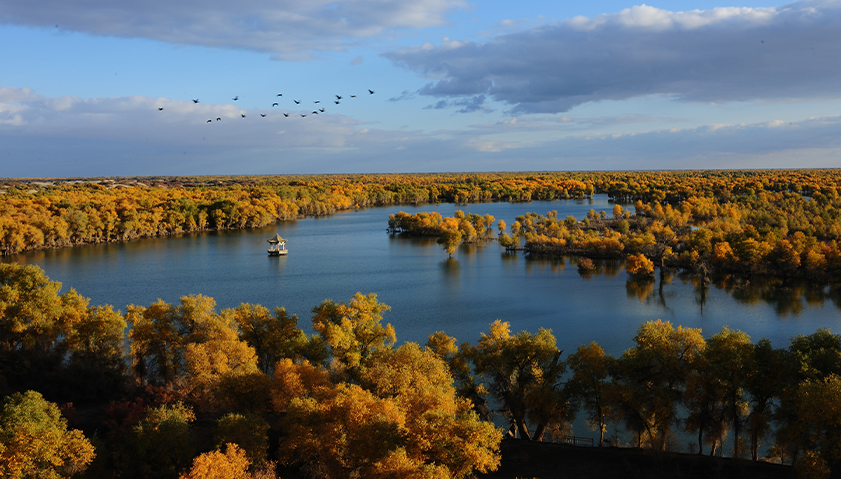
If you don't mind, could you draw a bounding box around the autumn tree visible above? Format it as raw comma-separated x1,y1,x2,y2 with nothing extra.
225,303,327,373
426,331,490,420
179,443,250,479
272,344,501,479
0,390,96,479
63,304,128,401
566,342,614,446
437,228,463,258
126,300,183,385
625,253,655,278
311,292,395,377
685,327,754,456
0,264,70,394
775,329,841,464
613,320,705,451
468,320,568,441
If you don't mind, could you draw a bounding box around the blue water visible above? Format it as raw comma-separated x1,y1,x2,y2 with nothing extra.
5,196,841,356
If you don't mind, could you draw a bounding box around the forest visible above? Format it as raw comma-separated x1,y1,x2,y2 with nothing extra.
3,170,840,281
2,262,841,479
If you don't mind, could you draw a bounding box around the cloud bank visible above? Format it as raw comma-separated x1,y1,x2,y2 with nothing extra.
3,87,841,176
0,0,466,60
386,0,841,113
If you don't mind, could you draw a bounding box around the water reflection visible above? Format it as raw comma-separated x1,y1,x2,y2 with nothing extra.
626,278,655,302
543,253,841,319
524,256,566,275
574,258,621,280
441,257,461,279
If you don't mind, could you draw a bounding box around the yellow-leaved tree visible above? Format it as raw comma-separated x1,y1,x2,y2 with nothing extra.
0,391,95,479
179,443,250,479
311,292,395,378
271,342,501,479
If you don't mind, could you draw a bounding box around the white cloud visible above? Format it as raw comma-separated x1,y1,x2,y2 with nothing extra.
385,0,841,113
0,0,467,60
3,88,841,176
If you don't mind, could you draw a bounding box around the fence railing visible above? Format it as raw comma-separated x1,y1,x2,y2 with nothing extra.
551,435,594,447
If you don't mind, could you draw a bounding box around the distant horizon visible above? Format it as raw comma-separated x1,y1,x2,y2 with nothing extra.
4,166,841,182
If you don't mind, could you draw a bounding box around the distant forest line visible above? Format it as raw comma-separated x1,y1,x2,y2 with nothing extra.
2,262,841,478
2,170,841,281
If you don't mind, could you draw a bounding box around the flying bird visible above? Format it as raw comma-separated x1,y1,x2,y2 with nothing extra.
334,101,340,104
294,100,300,104
336,95,342,100
207,119,211,123
233,96,239,101
283,113,289,117
301,114,307,117
368,89,374,94
216,118,221,121
314,101,320,104
158,107,164,111
261,114,267,117
241,114,246,118
193,99,199,103
350,95,356,98
319,108,325,113
312,111,319,115
277,93,282,96
272,103,279,107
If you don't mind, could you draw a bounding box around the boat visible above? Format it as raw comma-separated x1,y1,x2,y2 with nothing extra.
267,234,288,256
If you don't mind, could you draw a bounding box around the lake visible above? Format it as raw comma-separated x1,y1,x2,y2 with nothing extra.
5,196,841,356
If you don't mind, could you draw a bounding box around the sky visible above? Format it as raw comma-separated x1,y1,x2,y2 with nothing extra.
1,0,840,177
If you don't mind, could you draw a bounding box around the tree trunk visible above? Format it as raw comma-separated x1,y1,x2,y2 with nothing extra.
698,428,704,455
515,416,531,441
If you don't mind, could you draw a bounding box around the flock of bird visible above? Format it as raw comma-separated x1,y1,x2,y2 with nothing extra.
156,89,375,123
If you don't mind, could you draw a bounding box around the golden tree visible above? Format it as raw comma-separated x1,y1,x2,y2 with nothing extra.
179,443,250,479
0,391,95,479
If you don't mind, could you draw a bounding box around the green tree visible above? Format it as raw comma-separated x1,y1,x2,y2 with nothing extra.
796,374,841,478
0,390,95,479
746,338,784,461
133,402,195,479
214,413,269,464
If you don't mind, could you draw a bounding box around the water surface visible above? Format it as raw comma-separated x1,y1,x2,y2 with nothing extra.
6,197,840,355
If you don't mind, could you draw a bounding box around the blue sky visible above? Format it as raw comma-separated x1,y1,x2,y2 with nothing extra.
1,0,840,177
